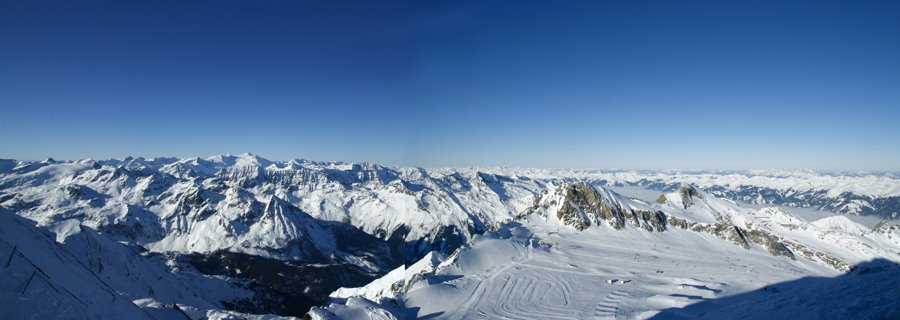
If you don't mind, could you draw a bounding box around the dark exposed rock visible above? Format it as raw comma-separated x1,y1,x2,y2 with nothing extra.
873,220,897,233
782,240,853,271
710,223,750,249
526,182,668,232
744,229,794,258
656,194,668,204
629,209,668,232
667,216,800,259
677,183,702,209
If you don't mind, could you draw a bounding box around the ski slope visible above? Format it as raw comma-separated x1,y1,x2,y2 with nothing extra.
404,221,837,319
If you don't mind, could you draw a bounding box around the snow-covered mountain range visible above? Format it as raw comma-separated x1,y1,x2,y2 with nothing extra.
471,167,900,218
1,154,898,319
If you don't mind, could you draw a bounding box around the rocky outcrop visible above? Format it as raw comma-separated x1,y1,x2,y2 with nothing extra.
743,228,794,258
525,183,812,264
655,194,668,204
665,213,800,259
666,215,750,248
873,220,898,234
526,182,666,232
782,240,853,271
630,209,667,232
677,183,702,209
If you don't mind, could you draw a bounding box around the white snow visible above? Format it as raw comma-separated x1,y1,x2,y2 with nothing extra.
811,216,870,235
48,219,82,243
401,221,834,319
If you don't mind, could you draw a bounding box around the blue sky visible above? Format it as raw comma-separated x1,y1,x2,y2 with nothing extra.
1,1,898,170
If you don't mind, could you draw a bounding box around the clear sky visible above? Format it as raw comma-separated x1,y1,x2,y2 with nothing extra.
1,1,899,170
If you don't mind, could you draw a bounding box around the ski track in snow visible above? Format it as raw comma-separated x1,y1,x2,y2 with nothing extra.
395,212,886,320
438,230,740,320
445,239,582,320
449,265,585,320
593,290,629,320
440,251,729,320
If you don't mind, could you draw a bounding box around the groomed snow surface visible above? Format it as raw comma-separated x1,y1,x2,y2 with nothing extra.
313,217,900,320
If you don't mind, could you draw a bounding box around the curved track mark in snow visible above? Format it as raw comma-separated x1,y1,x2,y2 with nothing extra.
475,269,581,319
594,290,630,320
446,266,583,319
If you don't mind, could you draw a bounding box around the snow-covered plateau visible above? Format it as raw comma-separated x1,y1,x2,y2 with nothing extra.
0,154,898,319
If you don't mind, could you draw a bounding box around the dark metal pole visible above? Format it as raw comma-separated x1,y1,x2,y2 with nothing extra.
4,246,15,268
21,270,36,294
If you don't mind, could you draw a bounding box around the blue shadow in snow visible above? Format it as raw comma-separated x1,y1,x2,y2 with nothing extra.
650,259,900,320
405,307,445,320
425,274,463,285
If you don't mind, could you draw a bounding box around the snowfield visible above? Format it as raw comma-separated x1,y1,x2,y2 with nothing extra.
410,223,831,319
315,219,900,319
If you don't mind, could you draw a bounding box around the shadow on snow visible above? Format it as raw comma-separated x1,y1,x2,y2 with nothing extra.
651,258,900,320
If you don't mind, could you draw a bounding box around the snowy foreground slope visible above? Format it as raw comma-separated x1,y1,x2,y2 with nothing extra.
312,184,900,320
1,154,899,319
0,207,257,319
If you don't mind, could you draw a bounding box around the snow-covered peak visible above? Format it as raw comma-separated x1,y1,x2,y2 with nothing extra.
812,216,871,235
209,153,272,168
655,183,731,224
655,183,703,209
